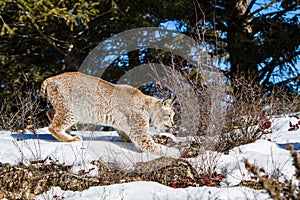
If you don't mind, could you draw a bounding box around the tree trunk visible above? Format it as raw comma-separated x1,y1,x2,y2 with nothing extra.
225,0,259,82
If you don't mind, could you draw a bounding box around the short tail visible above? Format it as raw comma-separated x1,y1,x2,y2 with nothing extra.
40,77,51,100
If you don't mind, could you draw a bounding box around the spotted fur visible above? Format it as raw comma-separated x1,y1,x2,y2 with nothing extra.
41,72,175,156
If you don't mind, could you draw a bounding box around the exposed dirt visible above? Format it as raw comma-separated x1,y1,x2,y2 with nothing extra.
0,155,225,200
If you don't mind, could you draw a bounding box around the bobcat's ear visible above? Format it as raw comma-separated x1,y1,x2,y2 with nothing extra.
162,96,176,107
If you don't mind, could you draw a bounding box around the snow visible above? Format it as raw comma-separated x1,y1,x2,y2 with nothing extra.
35,182,269,200
0,116,299,200
218,139,296,186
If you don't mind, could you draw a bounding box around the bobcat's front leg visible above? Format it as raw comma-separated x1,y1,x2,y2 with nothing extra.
130,129,166,156
128,115,165,156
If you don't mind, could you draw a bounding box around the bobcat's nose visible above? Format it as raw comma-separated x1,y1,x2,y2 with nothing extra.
167,121,175,127
171,120,175,126
164,124,171,129
163,124,176,134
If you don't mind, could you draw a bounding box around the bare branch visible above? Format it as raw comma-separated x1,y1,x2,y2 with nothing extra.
250,0,281,17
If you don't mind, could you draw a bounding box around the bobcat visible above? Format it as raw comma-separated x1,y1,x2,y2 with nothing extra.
40,72,176,156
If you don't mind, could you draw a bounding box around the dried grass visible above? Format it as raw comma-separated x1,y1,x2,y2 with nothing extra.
0,87,46,132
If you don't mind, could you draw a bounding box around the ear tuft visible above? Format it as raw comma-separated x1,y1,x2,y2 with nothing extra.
162,96,176,107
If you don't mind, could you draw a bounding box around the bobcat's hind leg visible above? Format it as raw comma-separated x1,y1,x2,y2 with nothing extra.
46,108,72,134
48,111,81,142
46,108,56,122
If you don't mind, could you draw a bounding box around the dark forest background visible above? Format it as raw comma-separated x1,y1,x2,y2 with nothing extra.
1,0,299,130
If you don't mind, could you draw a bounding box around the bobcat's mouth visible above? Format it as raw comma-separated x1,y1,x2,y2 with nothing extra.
164,124,171,129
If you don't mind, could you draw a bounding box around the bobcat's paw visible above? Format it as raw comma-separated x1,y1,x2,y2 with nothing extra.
68,136,82,142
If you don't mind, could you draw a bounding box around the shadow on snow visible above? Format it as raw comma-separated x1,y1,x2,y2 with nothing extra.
11,132,123,142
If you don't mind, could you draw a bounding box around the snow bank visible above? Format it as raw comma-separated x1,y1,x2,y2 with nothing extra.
0,116,299,199
35,181,270,200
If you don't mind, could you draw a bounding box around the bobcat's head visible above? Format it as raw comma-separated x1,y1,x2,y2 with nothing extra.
150,98,175,132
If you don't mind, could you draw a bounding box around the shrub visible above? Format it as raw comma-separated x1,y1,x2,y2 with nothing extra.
0,86,47,131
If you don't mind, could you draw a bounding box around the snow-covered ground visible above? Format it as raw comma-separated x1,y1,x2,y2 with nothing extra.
0,116,299,200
